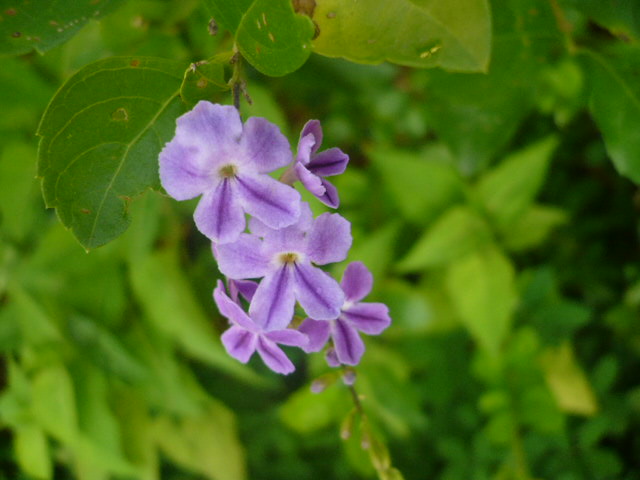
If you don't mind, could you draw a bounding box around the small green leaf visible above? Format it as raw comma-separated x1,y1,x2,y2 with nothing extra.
370,146,464,225
236,0,315,76
585,46,640,184
14,424,52,480
0,142,39,241
445,247,517,355
37,57,186,249
68,315,148,382
154,402,246,480
476,136,558,228
501,205,567,252
540,342,599,416
397,206,492,272
0,0,126,56
280,382,349,433
130,249,260,384
312,0,491,72
31,365,78,443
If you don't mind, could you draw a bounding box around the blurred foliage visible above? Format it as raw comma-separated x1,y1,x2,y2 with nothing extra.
1,0,640,480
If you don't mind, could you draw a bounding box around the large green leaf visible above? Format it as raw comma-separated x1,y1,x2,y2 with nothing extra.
311,0,491,72
445,247,517,355
37,57,186,249
0,0,125,56
236,0,315,76
586,47,640,184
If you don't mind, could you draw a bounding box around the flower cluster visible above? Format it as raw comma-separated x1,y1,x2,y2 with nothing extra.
160,101,390,374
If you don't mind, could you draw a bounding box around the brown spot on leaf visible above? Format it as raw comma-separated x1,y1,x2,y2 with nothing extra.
327,11,336,19
49,19,59,26
111,107,129,122
268,32,275,42
11,31,21,37
5,8,17,16
196,78,208,89
81,208,91,214
130,58,140,67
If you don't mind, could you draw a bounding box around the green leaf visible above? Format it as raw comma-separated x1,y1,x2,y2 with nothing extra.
540,342,598,416
397,206,492,272
14,424,52,480
31,365,78,443
154,402,246,480
37,56,186,249
0,0,125,56
445,247,517,355
311,0,491,72
279,382,349,433
424,1,560,173
202,0,253,33
130,249,261,384
476,136,558,228
236,0,315,76
370,145,464,225
68,315,148,382
585,47,640,183
0,142,39,241
501,205,567,252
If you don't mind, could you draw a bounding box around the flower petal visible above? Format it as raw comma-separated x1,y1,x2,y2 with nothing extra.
213,280,258,331
332,318,365,366
221,326,257,363
315,177,340,208
341,261,373,303
342,302,391,335
295,162,325,196
256,337,295,374
159,141,211,200
250,266,296,331
194,179,245,244
240,116,293,173
216,233,270,279
307,147,349,177
175,101,242,154
306,213,352,265
236,173,301,230
296,132,316,166
293,263,344,320
265,329,308,348
299,120,323,156
228,279,259,304
298,318,331,352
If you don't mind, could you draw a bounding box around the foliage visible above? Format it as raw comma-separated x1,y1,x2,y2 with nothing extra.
0,0,640,479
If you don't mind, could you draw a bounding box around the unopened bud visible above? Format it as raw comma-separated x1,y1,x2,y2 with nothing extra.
340,408,357,440
310,372,338,393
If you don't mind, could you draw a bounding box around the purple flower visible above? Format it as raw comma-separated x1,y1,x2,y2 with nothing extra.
286,120,349,208
214,280,307,375
299,262,391,366
216,203,352,331
159,101,301,244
